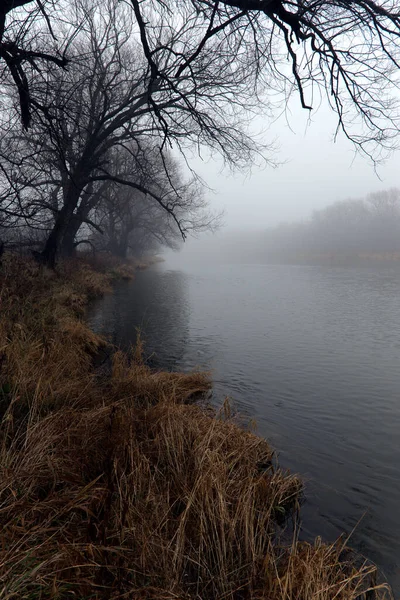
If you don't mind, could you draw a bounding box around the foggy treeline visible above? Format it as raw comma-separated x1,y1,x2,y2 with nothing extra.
262,189,400,263
181,189,400,266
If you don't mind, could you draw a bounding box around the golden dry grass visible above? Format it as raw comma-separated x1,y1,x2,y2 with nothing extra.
0,253,393,599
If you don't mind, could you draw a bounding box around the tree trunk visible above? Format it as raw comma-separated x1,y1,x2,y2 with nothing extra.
58,182,98,259
116,229,130,258
41,186,81,268
59,217,82,258
41,212,70,268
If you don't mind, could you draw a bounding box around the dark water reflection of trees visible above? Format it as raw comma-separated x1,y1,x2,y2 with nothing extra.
88,268,191,370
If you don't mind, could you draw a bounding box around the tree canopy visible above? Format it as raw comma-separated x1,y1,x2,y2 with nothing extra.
0,0,224,265
2,0,400,159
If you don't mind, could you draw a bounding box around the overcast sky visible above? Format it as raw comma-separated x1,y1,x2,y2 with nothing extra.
188,98,400,232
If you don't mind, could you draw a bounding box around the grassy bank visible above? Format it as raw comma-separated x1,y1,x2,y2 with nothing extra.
0,254,392,599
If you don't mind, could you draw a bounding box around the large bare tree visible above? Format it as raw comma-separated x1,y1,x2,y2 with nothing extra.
2,0,400,159
1,0,233,265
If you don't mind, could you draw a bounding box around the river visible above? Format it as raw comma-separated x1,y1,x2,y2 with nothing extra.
87,261,400,594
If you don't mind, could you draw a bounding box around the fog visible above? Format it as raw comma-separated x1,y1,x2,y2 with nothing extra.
166,99,400,266
196,102,400,227
165,190,400,267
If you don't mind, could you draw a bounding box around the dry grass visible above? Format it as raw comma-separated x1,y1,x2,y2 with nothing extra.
0,253,393,599
76,251,160,279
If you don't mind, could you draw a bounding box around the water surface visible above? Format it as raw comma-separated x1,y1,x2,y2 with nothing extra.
88,263,400,593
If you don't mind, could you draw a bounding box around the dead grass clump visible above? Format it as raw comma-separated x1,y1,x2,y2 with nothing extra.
111,261,137,279
58,257,114,298
123,402,302,597
0,399,300,599
260,537,392,600
75,251,138,280
0,254,112,413
0,397,390,600
110,348,212,407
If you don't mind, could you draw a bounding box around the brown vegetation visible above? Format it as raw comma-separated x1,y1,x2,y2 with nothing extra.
0,254,393,599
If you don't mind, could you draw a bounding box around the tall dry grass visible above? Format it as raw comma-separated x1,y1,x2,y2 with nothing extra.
0,253,393,599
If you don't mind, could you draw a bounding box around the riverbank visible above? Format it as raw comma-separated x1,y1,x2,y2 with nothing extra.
0,253,392,599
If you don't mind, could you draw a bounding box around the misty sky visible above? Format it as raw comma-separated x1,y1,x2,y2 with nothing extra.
188,98,400,232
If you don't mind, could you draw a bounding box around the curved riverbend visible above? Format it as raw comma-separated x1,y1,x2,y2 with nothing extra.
88,262,400,593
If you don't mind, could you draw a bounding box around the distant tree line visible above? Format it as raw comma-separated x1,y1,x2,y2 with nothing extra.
261,189,400,263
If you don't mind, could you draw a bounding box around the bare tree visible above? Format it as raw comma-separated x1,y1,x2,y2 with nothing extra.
91,145,217,258
92,185,181,258
131,0,400,159
3,0,400,266
3,0,400,161
0,0,254,266
367,188,400,217
0,0,69,129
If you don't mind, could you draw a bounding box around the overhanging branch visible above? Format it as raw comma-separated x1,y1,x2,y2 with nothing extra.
91,173,187,239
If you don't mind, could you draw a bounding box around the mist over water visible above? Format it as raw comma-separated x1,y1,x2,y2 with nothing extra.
165,188,400,268
89,260,400,594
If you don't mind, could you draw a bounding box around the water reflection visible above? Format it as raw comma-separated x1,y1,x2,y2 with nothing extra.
88,268,190,370
88,262,400,594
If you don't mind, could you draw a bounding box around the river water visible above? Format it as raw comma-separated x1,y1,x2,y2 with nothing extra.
87,262,400,593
